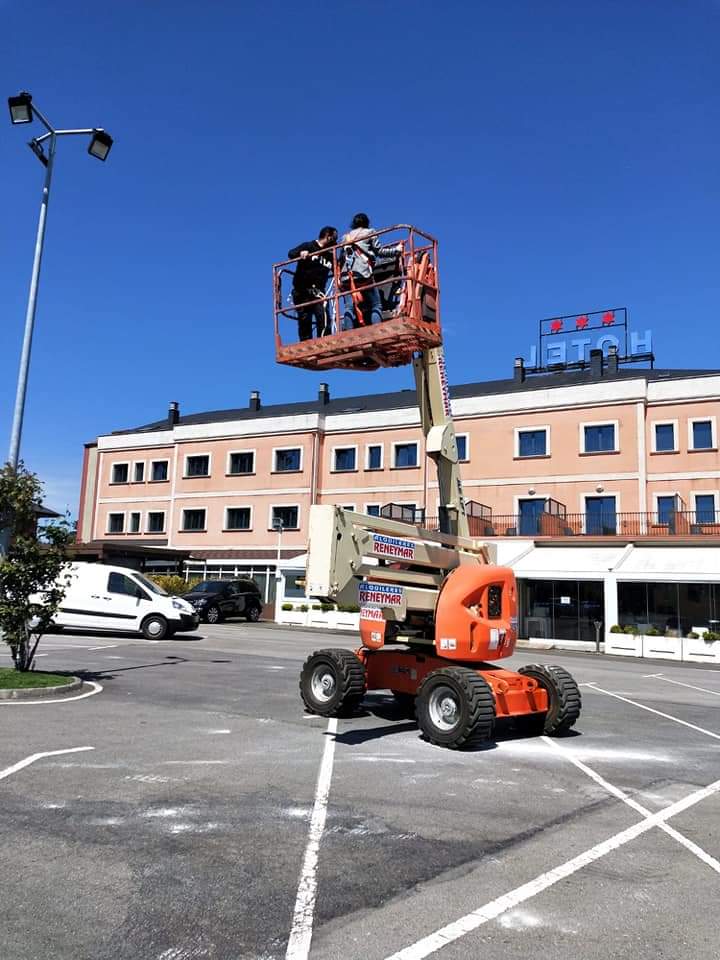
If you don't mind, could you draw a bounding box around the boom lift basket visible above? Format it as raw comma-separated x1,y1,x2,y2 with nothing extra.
273,225,442,371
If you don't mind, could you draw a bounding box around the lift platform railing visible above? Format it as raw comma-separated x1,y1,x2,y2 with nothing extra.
273,225,442,371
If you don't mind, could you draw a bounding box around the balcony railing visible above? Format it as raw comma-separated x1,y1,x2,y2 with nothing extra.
421,511,720,538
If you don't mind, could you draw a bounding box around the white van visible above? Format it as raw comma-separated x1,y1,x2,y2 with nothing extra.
41,562,199,640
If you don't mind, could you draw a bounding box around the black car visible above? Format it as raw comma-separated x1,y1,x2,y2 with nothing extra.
181,578,263,624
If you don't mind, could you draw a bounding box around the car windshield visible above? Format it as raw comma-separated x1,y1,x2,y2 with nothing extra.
132,572,167,596
188,581,224,593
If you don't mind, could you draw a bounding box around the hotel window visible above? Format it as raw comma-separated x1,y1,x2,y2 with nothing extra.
271,505,299,530
129,512,141,534
653,423,676,453
393,442,418,468
111,463,129,484
656,496,676,525
182,509,206,531
151,460,169,482
517,429,547,458
228,451,254,475
365,504,381,517
456,434,469,462
147,512,166,533
226,507,252,530
583,423,616,454
333,447,357,472
185,454,210,477
274,448,302,472
366,444,383,470
690,419,714,451
133,462,145,483
341,504,356,512
694,494,716,524
107,513,125,533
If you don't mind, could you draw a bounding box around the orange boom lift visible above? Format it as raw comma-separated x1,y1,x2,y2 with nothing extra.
273,225,581,748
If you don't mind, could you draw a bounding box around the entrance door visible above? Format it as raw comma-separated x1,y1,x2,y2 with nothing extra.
518,499,545,536
585,496,617,535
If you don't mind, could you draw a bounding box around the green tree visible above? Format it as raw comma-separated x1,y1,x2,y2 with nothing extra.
0,464,73,671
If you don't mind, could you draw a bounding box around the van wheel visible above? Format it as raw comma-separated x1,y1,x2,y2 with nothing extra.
141,615,169,640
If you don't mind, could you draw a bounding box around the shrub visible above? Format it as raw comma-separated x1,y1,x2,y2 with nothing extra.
686,631,699,639
312,604,322,610
702,631,720,643
299,604,309,612
645,627,660,636
320,603,335,613
337,603,360,613
148,574,199,596
623,624,638,635
281,603,293,611
609,625,623,634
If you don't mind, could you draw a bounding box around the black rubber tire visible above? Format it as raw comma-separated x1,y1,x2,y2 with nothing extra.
245,603,261,622
141,615,169,641
391,690,416,717
416,667,495,749
518,664,582,735
205,605,222,625
300,648,366,717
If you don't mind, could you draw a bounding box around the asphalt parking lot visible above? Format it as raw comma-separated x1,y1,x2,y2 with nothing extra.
1,623,719,960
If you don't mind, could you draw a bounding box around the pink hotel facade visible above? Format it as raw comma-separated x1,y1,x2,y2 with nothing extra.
78,362,720,576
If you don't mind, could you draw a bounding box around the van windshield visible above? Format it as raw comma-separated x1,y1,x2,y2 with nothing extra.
132,572,167,596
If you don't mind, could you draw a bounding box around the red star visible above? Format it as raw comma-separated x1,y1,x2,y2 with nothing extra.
602,310,615,326
575,315,589,330
550,319,563,334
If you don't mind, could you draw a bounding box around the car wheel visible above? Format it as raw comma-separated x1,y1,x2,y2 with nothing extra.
205,605,222,624
246,603,261,622
141,615,169,641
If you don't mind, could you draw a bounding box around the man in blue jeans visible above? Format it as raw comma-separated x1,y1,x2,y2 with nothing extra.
342,213,401,329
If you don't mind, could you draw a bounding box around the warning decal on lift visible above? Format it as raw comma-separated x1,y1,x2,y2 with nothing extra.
372,534,416,560
358,582,404,607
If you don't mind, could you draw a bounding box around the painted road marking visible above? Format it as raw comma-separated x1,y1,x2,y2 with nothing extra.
0,681,103,706
383,775,720,960
0,746,94,782
542,737,720,875
88,644,118,651
286,717,338,960
586,683,720,741
645,674,720,698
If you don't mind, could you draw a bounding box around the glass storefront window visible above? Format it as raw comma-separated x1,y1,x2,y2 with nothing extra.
520,579,604,642
618,581,720,637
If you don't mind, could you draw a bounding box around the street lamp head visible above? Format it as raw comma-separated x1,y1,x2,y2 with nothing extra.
8,91,33,124
88,129,113,161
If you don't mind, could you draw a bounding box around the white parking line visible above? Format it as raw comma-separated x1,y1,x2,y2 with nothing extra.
586,683,720,741
384,775,720,960
286,717,338,960
0,681,103,705
88,644,118,651
644,674,720,698
0,746,94,782
541,737,720,874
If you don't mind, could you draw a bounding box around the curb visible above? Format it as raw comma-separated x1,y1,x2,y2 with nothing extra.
0,677,83,701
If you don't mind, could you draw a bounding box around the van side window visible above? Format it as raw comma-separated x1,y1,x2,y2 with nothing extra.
108,572,149,600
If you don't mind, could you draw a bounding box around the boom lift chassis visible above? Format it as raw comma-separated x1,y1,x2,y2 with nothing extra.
274,227,581,749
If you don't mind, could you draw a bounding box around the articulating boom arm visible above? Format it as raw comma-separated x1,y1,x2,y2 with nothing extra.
413,346,468,538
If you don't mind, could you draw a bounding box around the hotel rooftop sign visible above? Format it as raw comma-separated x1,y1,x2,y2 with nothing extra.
523,307,653,370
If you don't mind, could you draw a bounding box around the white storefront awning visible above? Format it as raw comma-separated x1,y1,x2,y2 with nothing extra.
614,546,720,580
511,546,629,578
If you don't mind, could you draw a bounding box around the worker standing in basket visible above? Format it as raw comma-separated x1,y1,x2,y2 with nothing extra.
342,213,402,329
288,226,338,341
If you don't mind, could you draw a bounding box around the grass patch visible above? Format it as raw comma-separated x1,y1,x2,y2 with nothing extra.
0,668,74,690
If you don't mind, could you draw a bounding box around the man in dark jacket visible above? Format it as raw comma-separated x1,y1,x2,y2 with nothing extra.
288,226,338,341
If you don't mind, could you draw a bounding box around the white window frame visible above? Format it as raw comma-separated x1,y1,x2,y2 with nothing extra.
150,459,170,483
272,446,304,473
132,461,146,483
340,504,356,513
691,490,719,520
651,419,678,454
514,425,550,458
224,505,254,531
146,510,167,534
268,503,301,530
392,440,419,469
331,444,358,473
106,511,126,534
110,461,130,485
365,443,384,470
183,452,212,478
579,491,621,534
226,448,256,476
364,503,382,517
181,507,207,532
455,432,470,462
579,419,619,454
688,416,717,451
128,510,142,534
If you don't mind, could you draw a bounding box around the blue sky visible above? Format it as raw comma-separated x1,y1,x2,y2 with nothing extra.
2,0,719,515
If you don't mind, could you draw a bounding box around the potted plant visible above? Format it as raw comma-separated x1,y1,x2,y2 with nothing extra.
683,628,720,664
